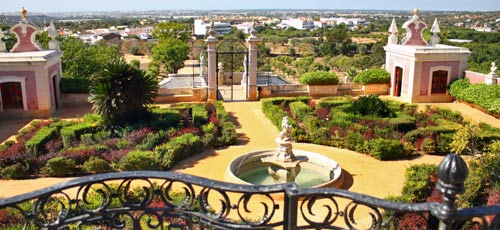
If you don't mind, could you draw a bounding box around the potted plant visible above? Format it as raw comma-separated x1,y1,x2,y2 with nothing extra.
353,69,391,95
300,71,339,97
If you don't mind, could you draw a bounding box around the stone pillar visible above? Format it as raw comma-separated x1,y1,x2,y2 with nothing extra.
247,28,260,101
206,30,218,101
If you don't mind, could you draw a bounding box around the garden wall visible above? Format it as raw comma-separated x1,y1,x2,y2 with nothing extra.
465,70,488,84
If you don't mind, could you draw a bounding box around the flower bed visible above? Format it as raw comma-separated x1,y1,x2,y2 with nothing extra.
261,96,500,161
0,102,237,179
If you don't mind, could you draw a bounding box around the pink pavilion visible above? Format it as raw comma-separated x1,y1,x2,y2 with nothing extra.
384,9,472,103
0,8,62,118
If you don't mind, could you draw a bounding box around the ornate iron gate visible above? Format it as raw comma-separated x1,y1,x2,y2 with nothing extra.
216,38,249,101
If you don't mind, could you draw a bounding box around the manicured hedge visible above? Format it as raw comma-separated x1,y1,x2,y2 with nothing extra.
119,150,162,171
25,126,58,156
60,77,91,93
61,122,100,148
43,157,76,177
156,133,202,169
365,138,407,160
353,69,390,85
289,101,313,119
149,108,180,128
300,71,339,85
449,78,500,115
192,104,208,127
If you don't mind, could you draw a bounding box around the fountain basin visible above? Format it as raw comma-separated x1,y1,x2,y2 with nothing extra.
226,150,344,188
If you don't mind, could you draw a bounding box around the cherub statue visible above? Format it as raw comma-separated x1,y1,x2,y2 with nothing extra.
278,116,292,141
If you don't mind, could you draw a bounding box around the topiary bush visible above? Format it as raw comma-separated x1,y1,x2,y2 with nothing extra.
353,69,390,85
83,156,112,173
43,157,77,177
118,150,162,171
1,163,31,179
156,133,203,169
300,71,339,85
365,138,406,160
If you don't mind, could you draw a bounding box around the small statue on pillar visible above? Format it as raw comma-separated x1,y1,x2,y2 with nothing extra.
218,62,225,86
241,55,248,87
199,53,205,77
490,62,497,75
0,30,6,52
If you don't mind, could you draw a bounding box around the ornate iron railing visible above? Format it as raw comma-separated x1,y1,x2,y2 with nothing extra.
0,153,499,229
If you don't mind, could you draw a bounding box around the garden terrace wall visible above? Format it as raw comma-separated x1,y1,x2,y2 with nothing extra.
465,70,489,84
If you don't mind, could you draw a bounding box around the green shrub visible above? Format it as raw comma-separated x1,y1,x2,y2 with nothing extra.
43,157,76,177
119,151,162,171
61,122,99,148
261,99,288,129
192,104,208,127
401,164,438,202
93,130,111,143
388,115,416,132
353,69,390,85
217,121,237,146
289,101,313,119
156,133,202,169
448,78,471,99
449,78,500,114
136,130,167,151
345,95,396,118
366,138,406,160
60,77,91,93
316,96,352,109
436,133,454,154
25,126,58,156
1,163,31,179
83,156,112,173
149,108,180,129
421,137,436,153
300,71,339,85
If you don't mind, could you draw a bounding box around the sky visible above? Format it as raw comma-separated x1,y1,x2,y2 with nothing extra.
3,0,500,13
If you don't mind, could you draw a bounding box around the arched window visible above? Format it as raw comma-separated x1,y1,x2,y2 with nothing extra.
431,70,448,94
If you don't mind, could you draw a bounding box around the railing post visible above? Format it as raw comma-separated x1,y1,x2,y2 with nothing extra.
431,153,468,230
283,183,299,230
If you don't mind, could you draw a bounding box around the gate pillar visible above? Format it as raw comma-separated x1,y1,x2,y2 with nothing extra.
247,29,260,101
206,30,218,101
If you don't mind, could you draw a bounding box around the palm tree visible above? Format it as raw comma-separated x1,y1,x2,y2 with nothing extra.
89,59,158,125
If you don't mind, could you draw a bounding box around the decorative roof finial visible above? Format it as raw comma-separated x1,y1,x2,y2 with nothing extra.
21,7,28,22
387,17,399,45
429,18,441,46
413,8,419,17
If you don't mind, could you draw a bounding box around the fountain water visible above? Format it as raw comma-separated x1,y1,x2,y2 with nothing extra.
226,116,344,188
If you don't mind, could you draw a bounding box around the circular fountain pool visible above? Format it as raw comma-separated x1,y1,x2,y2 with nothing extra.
225,150,344,188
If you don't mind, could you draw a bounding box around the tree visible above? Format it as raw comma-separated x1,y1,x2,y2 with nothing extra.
61,37,121,79
151,38,190,74
152,22,191,42
88,60,158,125
370,41,386,67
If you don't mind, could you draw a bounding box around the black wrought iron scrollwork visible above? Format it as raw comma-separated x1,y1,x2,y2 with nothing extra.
300,196,340,227
1,154,500,230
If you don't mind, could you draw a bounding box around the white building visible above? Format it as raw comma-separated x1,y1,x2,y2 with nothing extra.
194,20,232,37
279,18,314,30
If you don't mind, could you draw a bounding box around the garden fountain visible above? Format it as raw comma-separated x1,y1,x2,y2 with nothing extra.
226,116,344,188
